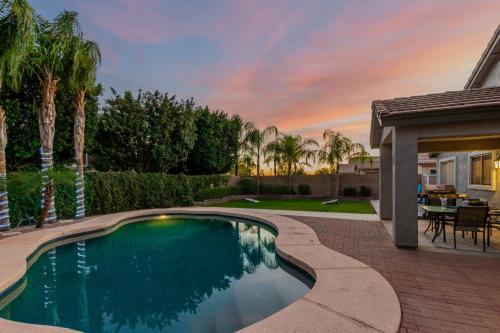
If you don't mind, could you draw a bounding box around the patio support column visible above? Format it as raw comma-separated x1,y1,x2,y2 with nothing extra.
379,143,393,220
392,127,418,248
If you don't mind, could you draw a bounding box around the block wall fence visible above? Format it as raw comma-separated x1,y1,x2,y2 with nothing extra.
228,174,379,198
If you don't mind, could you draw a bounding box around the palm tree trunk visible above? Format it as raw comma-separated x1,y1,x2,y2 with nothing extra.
256,150,260,196
287,162,292,192
39,77,58,224
74,90,86,219
37,180,54,228
330,171,334,197
334,170,340,197
0,106,10,230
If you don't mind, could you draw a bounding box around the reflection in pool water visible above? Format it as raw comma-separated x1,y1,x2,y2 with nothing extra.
0,217,310,332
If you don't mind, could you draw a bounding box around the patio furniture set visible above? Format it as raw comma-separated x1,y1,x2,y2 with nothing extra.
419,185,500,251
421,205,500,251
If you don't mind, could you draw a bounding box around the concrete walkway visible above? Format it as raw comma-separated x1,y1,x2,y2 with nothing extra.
209,207,381,221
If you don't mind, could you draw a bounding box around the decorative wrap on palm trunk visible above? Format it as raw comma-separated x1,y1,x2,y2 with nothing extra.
75,170,85,218
0,106,9,230
0,172,9,230
40,147,57,223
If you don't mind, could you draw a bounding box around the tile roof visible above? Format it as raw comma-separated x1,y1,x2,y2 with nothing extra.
372,86,500,120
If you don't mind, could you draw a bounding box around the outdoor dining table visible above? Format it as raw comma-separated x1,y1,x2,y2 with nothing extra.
420,205,500,245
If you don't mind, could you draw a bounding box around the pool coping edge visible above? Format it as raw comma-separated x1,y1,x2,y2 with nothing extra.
0,207,401,333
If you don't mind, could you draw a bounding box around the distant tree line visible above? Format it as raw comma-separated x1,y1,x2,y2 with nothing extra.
93,89,242,174
1,85,242,174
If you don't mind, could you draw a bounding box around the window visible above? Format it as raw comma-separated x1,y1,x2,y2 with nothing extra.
439,159,455,185
470,153,492,186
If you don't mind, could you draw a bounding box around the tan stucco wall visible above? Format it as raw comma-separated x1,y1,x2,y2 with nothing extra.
482,59,500,87
436,151,500,208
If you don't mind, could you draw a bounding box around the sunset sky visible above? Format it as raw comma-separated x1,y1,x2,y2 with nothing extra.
31,0,500,153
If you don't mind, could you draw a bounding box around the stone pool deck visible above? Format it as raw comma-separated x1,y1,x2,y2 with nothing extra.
0,208,401,333
293,216,500,333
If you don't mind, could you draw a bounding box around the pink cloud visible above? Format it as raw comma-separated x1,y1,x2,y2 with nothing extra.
197,0,500,149
72,0,500,150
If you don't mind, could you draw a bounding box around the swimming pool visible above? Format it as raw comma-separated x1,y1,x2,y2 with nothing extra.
0,216,311,333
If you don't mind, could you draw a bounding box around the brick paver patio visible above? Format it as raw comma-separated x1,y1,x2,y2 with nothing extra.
292,216,500,333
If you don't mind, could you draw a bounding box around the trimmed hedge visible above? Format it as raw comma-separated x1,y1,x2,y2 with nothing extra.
8,170,77,226
7,171,228,226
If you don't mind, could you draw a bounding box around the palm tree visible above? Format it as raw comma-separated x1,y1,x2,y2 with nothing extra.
241,123,278,195
0,0,33,230
318,130,369,197
232,115,252,176
30,11,81,224
69,36,101,219
277,134,318,191
264,136,283,176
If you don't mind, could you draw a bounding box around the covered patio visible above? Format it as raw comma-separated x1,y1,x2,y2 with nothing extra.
371,86,500,248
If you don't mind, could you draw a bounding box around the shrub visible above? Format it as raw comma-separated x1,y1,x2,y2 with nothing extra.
8,171,228,226
193,186,242,201
297,184,311,195
359,185,372,197
8,169,76,226
343,186,358,197
237,177,257,194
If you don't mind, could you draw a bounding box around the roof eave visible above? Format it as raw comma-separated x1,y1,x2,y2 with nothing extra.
379,105,500,127
464,25,500,90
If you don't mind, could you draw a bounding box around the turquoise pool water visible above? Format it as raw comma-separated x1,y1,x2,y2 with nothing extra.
0,216,310,332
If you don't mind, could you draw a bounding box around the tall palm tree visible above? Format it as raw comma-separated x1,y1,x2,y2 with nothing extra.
277,134,318,191
232,115,252,176
69,36,101,219
264,136,283,176
0,0,33,230
318,130,369,197
30,11,81,224
241,123,278,195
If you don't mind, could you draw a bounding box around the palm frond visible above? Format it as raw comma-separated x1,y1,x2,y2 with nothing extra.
0,0,34,91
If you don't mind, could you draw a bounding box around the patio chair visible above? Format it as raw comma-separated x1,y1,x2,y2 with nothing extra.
453,207,489,251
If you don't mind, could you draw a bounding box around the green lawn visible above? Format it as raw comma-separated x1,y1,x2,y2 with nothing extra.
212,198,376,214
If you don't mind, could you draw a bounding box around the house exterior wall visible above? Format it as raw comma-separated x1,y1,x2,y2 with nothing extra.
483,59,500,87
436,151,500,207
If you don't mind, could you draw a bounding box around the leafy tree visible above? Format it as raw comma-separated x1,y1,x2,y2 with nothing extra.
30,11,82,224
274,134,318,191
0,0,34,229
237,154,256,176
314,167,331,175
318,130,369,197
186,108,241,175
241,123,278,195
68,33,101,218
93,90,197,173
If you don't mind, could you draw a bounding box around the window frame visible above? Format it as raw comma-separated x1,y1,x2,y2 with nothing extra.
468,151,496,191
438,156,456,186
